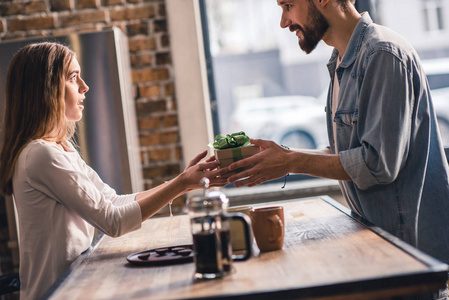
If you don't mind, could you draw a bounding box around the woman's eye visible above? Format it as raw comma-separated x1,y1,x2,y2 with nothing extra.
70,76,76,82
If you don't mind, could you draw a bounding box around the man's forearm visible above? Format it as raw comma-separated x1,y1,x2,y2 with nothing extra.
288,149,352,181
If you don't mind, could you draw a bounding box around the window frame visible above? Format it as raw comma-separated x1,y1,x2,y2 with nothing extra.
166,0,214,167
422,0,445,32
166,0,341,202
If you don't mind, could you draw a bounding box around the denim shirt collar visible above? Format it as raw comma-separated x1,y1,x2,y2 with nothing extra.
327,13,373,75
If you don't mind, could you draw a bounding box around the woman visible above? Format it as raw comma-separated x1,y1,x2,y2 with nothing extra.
0,42,227,300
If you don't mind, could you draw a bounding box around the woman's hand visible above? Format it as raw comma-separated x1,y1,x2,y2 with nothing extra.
180,150,229,191
184,150,216,170
136,150,229,220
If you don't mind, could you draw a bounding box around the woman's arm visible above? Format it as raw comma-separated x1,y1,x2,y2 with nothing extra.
27,144,227,236
135,150,228,220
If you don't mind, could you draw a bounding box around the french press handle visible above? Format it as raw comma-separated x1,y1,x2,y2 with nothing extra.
227,213,253,261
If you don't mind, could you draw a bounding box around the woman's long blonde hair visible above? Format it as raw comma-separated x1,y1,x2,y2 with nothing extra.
0,42,76,195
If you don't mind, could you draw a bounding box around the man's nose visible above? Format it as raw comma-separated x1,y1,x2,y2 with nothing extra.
280,14,291,29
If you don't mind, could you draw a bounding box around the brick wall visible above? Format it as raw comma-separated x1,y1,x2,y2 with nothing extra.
0,0,186,279
0,0,185,195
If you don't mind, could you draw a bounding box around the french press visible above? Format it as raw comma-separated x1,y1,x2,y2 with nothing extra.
186,178,252,280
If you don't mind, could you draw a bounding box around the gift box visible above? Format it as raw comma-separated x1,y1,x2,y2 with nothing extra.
212,132,260,178
214,145,260,178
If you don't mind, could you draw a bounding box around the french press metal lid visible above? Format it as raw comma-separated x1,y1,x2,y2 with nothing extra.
186,178,229,214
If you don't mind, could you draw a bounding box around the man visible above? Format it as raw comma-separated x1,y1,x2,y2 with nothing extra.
227,0,449,290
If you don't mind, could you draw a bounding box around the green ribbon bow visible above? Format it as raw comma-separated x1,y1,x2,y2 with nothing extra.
213,131,250,150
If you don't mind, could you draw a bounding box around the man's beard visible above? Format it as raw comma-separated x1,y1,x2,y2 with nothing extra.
290,3,329,54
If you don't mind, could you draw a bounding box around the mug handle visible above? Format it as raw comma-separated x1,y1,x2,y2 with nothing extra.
268,214,283,242
227,213,253,261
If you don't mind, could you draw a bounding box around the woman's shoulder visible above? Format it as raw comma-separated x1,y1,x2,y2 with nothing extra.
17,140,87,183
21,140,75,167
24,139,61,155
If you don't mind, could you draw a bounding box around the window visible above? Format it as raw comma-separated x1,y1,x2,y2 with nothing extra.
422,0,445,32
166,0,449,194
201,0,331,152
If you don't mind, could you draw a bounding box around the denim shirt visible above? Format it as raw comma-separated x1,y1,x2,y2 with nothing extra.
326,13,449,264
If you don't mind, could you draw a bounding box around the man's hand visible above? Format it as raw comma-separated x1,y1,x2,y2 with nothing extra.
226,139,291,187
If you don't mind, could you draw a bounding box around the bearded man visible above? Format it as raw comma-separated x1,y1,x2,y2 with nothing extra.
227,2,449,298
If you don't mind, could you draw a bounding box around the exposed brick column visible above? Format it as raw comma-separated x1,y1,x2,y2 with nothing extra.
0,0,184,194
0,0,186,279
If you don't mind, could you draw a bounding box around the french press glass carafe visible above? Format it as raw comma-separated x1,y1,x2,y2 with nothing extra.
186,178,252,280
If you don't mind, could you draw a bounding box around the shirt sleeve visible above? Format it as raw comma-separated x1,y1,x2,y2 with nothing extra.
76,152,137,206
25,144,142,237
340,51,414,190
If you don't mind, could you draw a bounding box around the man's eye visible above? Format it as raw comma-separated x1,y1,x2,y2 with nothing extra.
286,4,292,10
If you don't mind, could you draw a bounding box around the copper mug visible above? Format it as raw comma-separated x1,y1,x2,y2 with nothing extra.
251,206,284,252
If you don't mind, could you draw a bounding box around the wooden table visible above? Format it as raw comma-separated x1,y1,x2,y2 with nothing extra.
45,196,448,299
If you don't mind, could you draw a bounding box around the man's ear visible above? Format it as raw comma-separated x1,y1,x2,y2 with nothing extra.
317,0,330,7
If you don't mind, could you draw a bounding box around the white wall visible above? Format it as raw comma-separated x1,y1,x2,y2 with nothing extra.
378,0,449,52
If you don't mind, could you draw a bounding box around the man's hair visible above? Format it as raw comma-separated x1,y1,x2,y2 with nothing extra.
308,0,356,10
336,0,356,11
0,42,76,195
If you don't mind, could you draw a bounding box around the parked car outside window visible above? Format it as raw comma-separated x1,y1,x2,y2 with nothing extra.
227,58,449,149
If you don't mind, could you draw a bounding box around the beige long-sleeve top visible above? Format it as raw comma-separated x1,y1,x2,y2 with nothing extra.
12,140,142,300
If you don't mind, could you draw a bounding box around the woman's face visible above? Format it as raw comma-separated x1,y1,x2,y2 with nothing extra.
65,57,89,122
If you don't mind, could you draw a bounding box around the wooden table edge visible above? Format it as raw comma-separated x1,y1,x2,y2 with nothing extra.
42,232,105,299
42,195,449,300
319,195,449,271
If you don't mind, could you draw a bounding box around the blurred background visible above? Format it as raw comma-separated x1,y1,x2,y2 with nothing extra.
0,1,448,297
201,0,449,150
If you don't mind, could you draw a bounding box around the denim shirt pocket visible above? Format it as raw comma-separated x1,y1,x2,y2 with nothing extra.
334,110,359,149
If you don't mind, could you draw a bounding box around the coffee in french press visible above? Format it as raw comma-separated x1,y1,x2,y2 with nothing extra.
186,178,252,280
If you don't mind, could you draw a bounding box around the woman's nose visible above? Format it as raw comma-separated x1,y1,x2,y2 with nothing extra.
80,79,89,94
